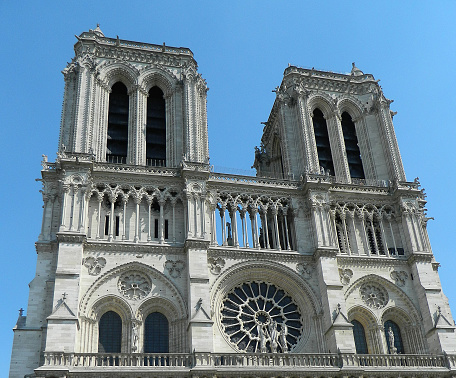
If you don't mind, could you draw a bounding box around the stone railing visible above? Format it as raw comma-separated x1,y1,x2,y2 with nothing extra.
209,172,299,189
40,352,456,372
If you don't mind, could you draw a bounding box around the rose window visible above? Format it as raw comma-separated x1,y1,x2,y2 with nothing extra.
360,283,388,309
118,272,151,300
221,281,303,353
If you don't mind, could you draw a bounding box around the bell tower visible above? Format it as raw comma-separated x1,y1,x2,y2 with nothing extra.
59,25,209,167
254,63,405,183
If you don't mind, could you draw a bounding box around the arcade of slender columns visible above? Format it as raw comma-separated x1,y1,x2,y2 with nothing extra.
213,203,293,250
332,207,406,256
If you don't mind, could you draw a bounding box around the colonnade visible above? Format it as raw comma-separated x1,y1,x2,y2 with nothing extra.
210,202,294,251
332,207,403,256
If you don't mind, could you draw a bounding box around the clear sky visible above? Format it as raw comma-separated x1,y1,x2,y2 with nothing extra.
1,1,456,374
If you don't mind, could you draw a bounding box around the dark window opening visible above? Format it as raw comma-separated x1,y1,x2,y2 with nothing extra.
164,219,169,239
384,320,404,354
98,311,122,353
115,216,120,237
312,109,334,175
341,112,364,179
107,82,129,163
146,86,166,167
154,219,159,239
144,312,169,353
104,215,110,236
352,320,368,354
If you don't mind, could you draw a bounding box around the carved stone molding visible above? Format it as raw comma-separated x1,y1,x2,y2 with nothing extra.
390,270,408,287
84,241,184,254
83,257,107,276
164,259,185,278
35,241,58,253
339,268,353,285
208,257,225,275
296,262,312,279
208,247,313,264
56,232,87,244
185,239,210,250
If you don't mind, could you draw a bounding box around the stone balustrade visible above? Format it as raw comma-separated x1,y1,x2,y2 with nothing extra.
39,352,456,372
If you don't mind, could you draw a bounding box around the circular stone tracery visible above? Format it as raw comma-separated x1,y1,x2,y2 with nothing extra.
359,283,388,309
118,271,151,300
221,281,303,353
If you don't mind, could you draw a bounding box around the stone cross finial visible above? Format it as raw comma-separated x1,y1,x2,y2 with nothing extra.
19,308,24,316
62,292,68,301
336,303,341,314
438,306,442,315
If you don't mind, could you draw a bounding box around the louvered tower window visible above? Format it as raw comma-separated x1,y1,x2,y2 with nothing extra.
106,82,129,164
384,320,404,354
341,112,364,179
98,311,122,353
351,320,368,354
144,312,169,353
146,86,166,167
312,109,334,175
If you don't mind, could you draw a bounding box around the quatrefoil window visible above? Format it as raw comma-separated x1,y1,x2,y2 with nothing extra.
221,281,303,353
118,272,151,300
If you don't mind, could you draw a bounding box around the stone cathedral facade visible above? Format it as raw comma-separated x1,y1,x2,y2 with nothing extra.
9,26,456,377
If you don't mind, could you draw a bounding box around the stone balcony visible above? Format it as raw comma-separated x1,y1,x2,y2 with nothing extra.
36,352,456,377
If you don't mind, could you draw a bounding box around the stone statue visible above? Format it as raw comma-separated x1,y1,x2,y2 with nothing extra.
268,320,279,353
280,323,288,353
388,326,397,354
257,324,267,353
132,322,139,352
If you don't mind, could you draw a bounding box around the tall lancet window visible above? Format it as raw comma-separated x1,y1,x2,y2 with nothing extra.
271,137,284,179
341,112,365,179
146,86,166,167
106,82,129,164
312,108,334,175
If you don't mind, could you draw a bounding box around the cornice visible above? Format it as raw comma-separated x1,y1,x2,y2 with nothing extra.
313,247,339,260
208,172,299,192
35,241,58,253
407,252,434,265
56,232,87,244
185,239,210,251
207,247,313,264
337,255,408,269
92,163,181,177
84,241,185,254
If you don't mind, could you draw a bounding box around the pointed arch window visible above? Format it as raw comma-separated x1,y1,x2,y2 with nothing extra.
341,112,365,179
107,82,129,164
312,108,334,175
351,320,368,354
384,320,404,354
144,312,169,353
146,86,166,167
271,138,284,179
98,311,122,353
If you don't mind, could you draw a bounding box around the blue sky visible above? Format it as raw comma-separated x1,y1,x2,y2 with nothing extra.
1,1,456,374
